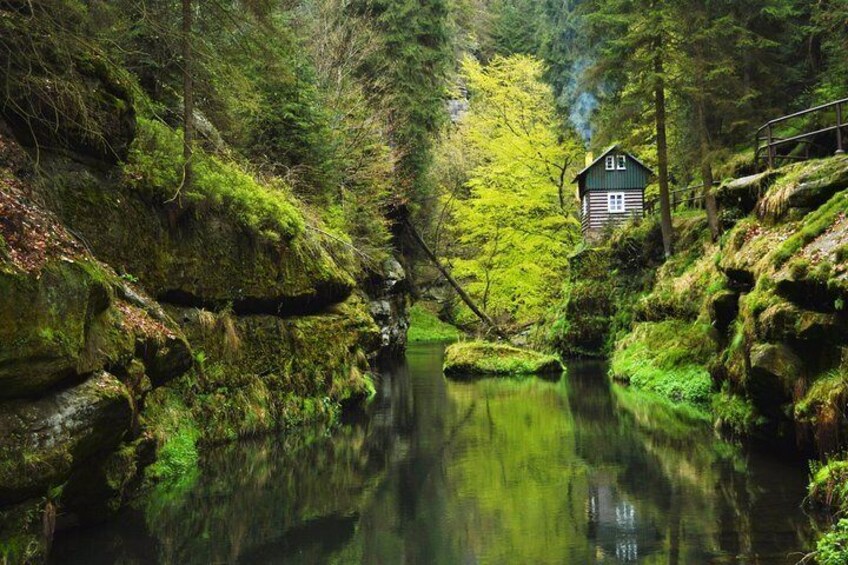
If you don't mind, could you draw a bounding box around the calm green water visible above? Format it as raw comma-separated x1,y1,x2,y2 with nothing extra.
52,343,815,564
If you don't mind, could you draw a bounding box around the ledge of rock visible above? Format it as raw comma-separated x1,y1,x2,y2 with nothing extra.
0,371,133,505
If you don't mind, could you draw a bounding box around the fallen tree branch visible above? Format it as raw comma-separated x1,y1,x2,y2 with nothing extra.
403,218,508,340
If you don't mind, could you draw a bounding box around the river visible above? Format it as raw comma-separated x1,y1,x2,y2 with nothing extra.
51,343,815,564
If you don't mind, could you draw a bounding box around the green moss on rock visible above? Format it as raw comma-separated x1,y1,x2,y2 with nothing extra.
152,296,381,445
39,146,354,313
0,371,133,505
443,341,563,377
407,304,461,342
610,320,717,407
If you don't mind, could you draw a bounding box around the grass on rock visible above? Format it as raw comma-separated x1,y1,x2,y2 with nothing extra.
443,341,563,377
408,304,461,342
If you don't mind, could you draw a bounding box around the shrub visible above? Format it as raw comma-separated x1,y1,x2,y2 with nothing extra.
817,518,848,565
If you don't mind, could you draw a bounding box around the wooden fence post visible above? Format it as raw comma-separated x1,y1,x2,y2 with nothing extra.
837,102,845,155
767,123,775,168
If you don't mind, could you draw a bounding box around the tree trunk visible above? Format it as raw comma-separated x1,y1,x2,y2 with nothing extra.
702,161,720,241
182,0,194,191
403,219,508,340
696,95,721,241
654,44,674,257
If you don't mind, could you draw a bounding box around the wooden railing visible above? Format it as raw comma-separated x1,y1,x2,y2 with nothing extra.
644,182,717,216
755,97,848,170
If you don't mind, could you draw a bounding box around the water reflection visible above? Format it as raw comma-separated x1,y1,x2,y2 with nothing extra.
51,345,814,564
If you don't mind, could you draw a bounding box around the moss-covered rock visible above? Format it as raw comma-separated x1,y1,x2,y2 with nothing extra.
0,259,115,398
610,320,717,407
758,156,848,223
159,296,380,444
0,371,133,505
443,341,563,377
38,152,354,315
716,170,779,219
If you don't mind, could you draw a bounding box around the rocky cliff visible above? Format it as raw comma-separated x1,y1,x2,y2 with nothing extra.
0,16,408,562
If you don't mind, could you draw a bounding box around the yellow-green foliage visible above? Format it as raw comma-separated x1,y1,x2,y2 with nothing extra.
436,55,583,327
711,385,764,438
611,320,717,406
443,341,563,376
125,118,305,242
817,518,848,565
810,459,848,512
408,304,461,342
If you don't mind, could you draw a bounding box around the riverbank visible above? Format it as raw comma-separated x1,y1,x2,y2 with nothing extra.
47,343,816,563
543,155,848,557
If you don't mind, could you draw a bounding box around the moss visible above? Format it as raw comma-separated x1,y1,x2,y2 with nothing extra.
443,341,563,377
810,459,848,513
149,297,379,446
773,189,848,267
40,150,354,311
610,320,717,407
407,304,461,342
125,118,304,242
712,386,765,438
816,518,848,565
143,386,200,482
0,500,46,564
796,367,848,454
0,259,116,397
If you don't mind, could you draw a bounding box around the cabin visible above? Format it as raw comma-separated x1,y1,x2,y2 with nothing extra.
575,145,654,240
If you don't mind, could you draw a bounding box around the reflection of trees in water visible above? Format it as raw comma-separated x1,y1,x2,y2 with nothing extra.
567,360,814,563
51,354,420,564
51,347,815,564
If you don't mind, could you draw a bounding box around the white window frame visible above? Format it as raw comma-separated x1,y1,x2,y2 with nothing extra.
608,192,625,213
582,196,588,217
605,156,615,171
616,155,627,170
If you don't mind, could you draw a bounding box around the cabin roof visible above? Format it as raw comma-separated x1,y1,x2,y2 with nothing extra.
573,144,655,183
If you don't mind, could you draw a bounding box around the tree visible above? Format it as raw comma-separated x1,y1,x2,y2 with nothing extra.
182,0,194,193
437,55,583,327
587,0,675,256
350,0,453,211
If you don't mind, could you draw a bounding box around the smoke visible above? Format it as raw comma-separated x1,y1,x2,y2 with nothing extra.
563,57,597,144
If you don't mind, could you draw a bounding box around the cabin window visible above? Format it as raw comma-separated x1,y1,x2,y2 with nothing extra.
616,155,627,170
605,156,615,171
608,192,625,213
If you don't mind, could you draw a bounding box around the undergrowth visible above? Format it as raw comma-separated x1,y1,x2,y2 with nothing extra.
408,304,461,342
610,320,716,406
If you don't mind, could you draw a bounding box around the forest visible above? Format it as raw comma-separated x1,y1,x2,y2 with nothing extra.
1,0,848,562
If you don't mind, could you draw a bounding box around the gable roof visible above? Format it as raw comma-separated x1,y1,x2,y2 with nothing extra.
573,144,655,183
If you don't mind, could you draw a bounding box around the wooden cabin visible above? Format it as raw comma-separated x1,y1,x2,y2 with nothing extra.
575,145,653,239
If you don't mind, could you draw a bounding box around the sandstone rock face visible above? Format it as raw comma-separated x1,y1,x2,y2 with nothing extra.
40,158,355,316
0,260,112,398
367,257,410,356
0,371,133,504
748,343,803,417
0,159,193,519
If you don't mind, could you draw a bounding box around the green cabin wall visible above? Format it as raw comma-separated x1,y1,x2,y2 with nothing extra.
583,152,650,192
